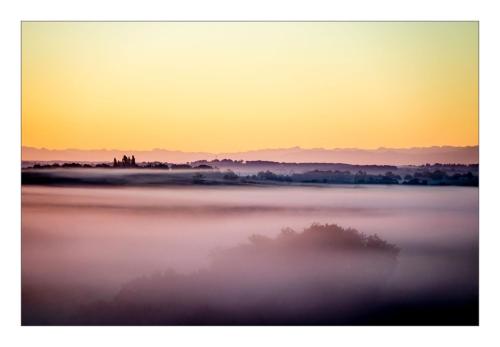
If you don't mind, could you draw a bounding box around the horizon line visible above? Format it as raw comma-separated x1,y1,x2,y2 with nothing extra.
22,144,479,154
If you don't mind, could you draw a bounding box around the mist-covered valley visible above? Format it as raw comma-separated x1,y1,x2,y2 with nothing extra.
22,184,478,325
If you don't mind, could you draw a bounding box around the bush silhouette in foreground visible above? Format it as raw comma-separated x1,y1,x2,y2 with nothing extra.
74,224,401,325
242,223,399,256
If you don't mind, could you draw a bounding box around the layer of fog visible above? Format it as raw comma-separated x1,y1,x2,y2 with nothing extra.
22,185,478,324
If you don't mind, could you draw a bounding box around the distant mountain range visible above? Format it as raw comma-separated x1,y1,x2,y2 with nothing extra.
22,145,479,165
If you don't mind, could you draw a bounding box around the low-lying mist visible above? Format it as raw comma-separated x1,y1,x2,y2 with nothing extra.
26,224,402,325
22,185,478,325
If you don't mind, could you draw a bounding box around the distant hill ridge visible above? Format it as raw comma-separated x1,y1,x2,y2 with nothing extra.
22,145,479,165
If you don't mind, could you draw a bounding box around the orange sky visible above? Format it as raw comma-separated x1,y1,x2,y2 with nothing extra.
22,22,478,152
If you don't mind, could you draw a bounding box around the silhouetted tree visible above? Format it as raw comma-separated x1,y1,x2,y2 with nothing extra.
223,170,239,180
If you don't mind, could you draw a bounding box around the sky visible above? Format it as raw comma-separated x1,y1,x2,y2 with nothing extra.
22,22,478,153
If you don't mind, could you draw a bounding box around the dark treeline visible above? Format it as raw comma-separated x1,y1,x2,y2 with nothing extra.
22,168,479,187
113,155,137,167
28,159,215,170
23,156,478,187
192,159,399,174
26,156,477,173
248,169,478,186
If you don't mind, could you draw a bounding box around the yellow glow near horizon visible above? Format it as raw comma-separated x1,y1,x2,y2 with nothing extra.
22,22,478,152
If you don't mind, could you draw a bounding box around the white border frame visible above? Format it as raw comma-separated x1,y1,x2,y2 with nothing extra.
2,1,499,346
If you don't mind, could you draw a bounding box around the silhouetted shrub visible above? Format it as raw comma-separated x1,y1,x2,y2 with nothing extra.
226,223,399,257
71,223,400,325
